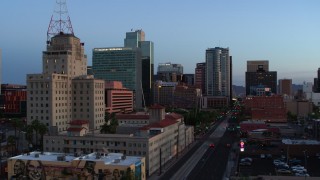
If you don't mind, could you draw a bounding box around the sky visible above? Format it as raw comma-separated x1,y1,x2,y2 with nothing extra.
0,0,320,86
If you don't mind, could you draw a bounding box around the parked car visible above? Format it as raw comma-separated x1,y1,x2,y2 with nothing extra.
239,161,251,166
260,154,265,159
295,172,310,177
241,157,253,162
277,169,291,174
266,154,272,159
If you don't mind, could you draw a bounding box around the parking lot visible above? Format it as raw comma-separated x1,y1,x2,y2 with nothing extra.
237,154,320,177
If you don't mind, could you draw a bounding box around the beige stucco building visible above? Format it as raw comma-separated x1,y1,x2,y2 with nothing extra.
7,151,145,180
43,105,194,176
27,34,105,132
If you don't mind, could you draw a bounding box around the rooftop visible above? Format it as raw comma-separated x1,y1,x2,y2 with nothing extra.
9,151,143,166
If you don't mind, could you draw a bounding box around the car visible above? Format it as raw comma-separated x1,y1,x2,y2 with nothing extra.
266,154,272,159
289,159,302,164
277,169,291,174
291,165,304,169
292,169,307,174
241,157,253,162
209,143,215,148
260,154,265,159
295,173,310,177
239,161,251,166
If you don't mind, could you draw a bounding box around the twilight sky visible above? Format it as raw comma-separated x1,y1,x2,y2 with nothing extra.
0,0,320,86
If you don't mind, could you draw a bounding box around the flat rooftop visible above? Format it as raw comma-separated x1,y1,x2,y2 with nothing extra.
282,138,320,145
9,151,143,166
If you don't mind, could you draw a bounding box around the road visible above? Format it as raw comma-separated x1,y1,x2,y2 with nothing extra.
156,115,233,180
188,121,238,180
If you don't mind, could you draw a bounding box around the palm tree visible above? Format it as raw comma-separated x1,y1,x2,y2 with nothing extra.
38,123,48,151
31,119,41,148
25,124,34,151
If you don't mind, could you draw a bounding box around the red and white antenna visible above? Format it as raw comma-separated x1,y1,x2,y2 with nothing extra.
47,0,74,41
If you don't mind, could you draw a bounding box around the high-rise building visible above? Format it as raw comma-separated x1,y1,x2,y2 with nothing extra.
139,41,154,107
157,62,183,82
124,29,145,48
205,47,231,99
278,79,292,96
313,68,320,92
92,47,142,109
195,62,206,94
27,1,105,132
124,30,154,107
245,60,277,96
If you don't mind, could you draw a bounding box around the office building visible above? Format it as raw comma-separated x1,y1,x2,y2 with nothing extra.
313,68,320,92
182,74,195,86
92,47,142,110
157,62,183,82
153,81,177,106
27,3,105,132
174,85,201,109
43,105,194,176
195,62,206,95
205,47,231,100
0,84,27,117
105,81,133,114
244,95,287,123
278,79,292,96
245,60,277,95
8,151,146,180
124,30,154,107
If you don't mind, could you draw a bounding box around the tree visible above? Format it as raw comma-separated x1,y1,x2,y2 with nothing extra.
31,120,41,148
100,113,118,134
25,124,34,148
38,123,48,151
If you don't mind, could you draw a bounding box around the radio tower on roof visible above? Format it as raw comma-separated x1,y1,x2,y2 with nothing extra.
47,0,74,41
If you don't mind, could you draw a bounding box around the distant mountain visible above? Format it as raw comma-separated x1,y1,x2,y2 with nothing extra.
232,85,245,97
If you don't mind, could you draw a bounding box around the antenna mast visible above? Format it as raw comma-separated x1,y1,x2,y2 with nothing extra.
47,0,74,41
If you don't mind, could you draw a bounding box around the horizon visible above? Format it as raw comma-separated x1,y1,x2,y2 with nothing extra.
1,0,320,86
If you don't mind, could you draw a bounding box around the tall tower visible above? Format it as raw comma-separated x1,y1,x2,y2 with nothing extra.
27,0,105,133
205,47,231,98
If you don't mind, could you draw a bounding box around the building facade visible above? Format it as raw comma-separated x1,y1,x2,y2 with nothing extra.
43,106,194,176
92,47,142,109
0,84,27,117
27,34,105,132
195,62,206,94
105,81,133,114
245,60,277,96
244,95,287,123
182,74,195,86
157,63,183,82
8,151,146,180
124,30,154,107
278,79,292,96
153,81,177,106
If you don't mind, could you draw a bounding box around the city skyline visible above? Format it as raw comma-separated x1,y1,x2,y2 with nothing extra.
1,0,320,86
